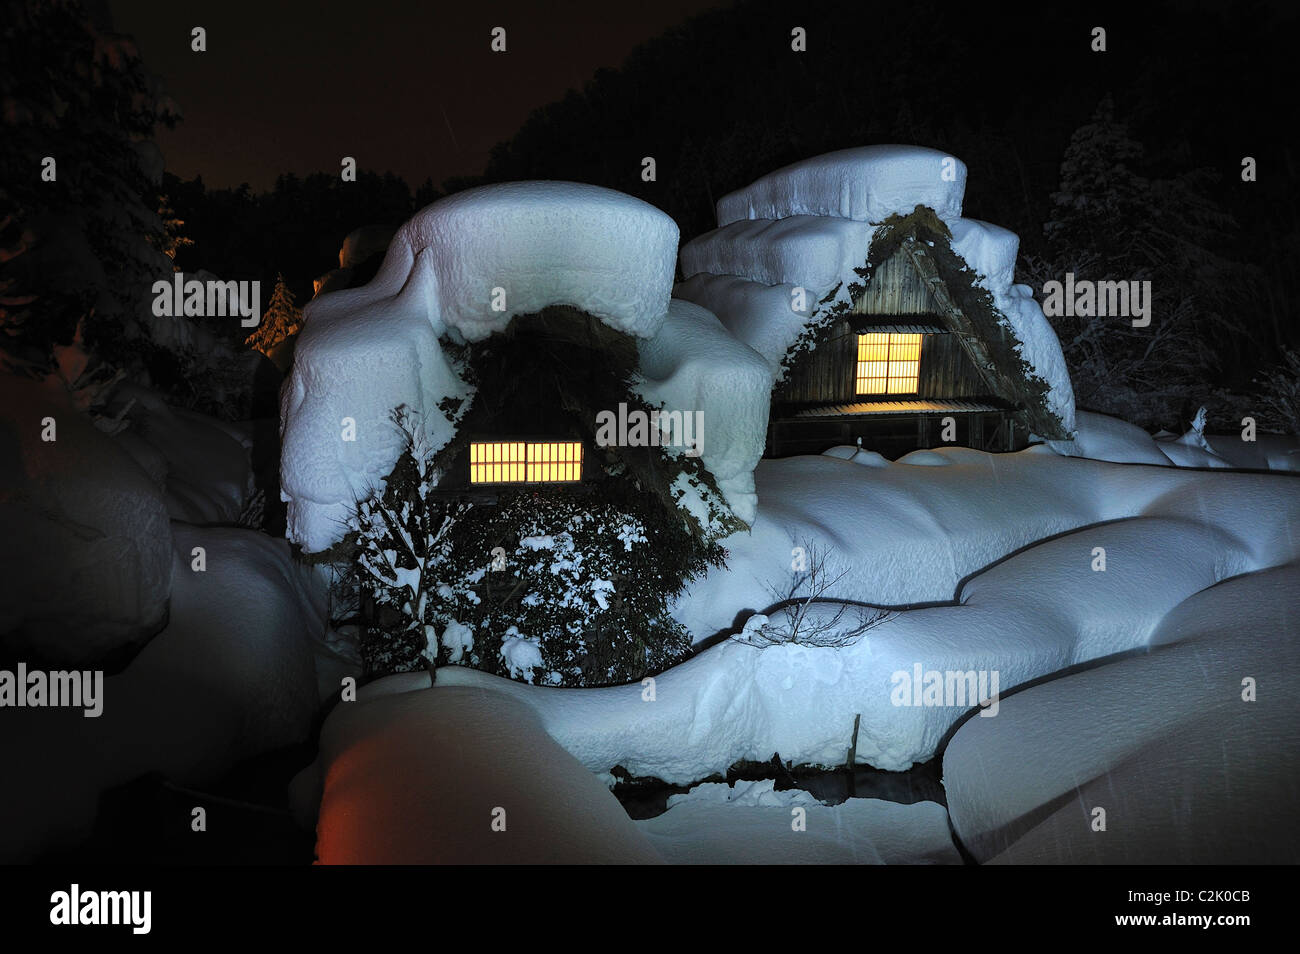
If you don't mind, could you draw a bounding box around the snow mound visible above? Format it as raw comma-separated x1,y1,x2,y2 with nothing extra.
390,453,1299,781
1046,410,1171,465
282,182,682,553
822,444,894,468
305,686,663,863
637,299,772,524
822,445,858,461
944,563,1300,863
0,526,324,861
896,449,951,466
0,374,173,666
716,145,966,226
638,780,960,864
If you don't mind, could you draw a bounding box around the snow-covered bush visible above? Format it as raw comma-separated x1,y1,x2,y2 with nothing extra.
349,408,463,675
350,408,725,686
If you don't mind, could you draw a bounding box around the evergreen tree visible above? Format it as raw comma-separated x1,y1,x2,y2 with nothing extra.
244,273,301,356
0,0,179,376
1045,96,1153,277
1038,96,1254,427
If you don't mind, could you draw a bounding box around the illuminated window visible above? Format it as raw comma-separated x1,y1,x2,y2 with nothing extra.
469,440,583,484
855,332,922,394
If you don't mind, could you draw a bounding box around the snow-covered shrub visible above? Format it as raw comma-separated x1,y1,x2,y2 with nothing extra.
350,408,724,686
349,408,464,675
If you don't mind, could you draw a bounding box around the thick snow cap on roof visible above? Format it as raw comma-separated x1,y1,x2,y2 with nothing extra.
676,213,1076,434
637,300,772,526
281,182,682,553
376,180,678,342
716,145,967,227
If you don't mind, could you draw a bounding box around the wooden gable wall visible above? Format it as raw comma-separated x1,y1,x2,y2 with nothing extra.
775,248,996,408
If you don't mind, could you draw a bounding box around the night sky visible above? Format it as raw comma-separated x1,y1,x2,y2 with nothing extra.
108,0,725,191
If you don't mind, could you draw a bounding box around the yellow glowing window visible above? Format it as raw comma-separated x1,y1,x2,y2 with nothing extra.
855,332,922,394
469,440,583,484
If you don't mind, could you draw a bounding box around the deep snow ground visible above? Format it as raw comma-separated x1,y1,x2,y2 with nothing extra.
295,438,1300,862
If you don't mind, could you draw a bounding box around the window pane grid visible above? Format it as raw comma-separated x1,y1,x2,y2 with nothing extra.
856,333,922,394
470,440,583,484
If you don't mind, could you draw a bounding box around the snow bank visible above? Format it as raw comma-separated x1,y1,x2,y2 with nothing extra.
282,182,681,553
636,300,772,524
1207,432,1300,471
675,447,1300,639
636,779,960,864
0,374,173,666
111,383,254,524
1049,409,1242,468
944,563,1300,864
716,145,966,226
0,526,325,861
346,448,1300,782
307,686,664,864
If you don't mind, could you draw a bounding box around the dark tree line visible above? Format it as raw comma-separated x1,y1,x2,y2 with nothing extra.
7,0,1296,432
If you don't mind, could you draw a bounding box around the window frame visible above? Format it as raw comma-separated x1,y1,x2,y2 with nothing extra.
854,332,923,396
467,437,585,486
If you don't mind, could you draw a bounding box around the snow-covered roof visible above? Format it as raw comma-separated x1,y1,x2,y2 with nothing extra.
638,300,772,527
677,147,1076,436
370,181,679,342
716,145,967,226
280,182,762,553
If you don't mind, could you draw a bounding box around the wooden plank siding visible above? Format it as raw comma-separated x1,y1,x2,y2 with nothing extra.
767,246,1027,458
776,247,1001,408
914,331,991,400
774,324,994,406
851,249,943,316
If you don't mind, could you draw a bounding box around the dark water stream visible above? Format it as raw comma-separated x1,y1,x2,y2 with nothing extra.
611,753,946,820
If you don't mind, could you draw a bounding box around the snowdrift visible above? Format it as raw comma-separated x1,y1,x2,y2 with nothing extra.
635,779,958,864
944,562,1300,863
309,687,664,864
0,526,325,862
334,448,1300,783
0,374,173,666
